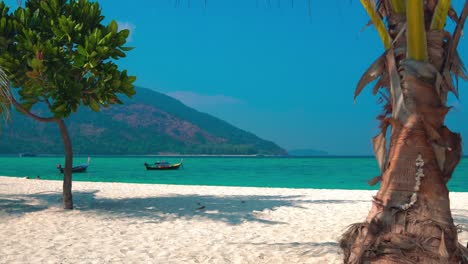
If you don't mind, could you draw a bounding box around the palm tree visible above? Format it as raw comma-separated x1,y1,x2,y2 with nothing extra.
340,0,468,263
0,68,11,125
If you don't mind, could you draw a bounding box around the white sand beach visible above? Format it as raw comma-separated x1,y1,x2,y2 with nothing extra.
0,176,467,264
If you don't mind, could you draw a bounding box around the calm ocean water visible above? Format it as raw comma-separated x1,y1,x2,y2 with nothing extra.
0,156,466,191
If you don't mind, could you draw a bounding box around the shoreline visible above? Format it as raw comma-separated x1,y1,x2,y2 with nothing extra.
1,176,467,263
3,175,468,194
7,154,468,158
1,175,468,194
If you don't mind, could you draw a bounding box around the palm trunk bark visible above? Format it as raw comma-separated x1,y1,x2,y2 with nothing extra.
57,119,73,210
341,115,464,263
342,66,465,263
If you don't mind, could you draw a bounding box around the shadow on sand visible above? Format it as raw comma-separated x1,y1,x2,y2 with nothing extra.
236,241,340,257
0,191,367,225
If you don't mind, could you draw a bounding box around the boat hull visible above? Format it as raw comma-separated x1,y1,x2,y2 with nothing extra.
58,165,88,173
144,163,181,170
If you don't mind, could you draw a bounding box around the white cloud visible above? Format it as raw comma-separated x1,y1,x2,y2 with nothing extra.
166,91,243,108
117,21,136,42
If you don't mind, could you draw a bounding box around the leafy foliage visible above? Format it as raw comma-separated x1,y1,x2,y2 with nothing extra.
0,0,135,117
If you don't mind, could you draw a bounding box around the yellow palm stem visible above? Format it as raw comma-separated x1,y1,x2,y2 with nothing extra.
407,0,428,61
431,0,451,30
391,0,405,14
360,0,392,49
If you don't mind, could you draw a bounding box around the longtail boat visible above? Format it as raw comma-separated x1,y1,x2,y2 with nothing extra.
144,160,183,170
57,157,90,173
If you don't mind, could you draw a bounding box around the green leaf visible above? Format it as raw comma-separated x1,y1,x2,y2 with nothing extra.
30,58,43,71
89,98,100,112
54,104,67,113
120,46,134,51
77,45,87,56
109,20,118,34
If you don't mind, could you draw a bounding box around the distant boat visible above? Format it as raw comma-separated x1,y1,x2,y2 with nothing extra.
144,159,183,170
57,157,90,173
19,153,37,157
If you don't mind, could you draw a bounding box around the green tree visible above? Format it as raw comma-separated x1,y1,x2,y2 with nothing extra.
341,0,468,263
0,0,136,209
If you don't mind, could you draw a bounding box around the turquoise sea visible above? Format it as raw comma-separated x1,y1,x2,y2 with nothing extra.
0,156,467,191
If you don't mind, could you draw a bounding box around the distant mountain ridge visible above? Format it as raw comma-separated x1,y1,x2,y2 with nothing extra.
0,87,286,155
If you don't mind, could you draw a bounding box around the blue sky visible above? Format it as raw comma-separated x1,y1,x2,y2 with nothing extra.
6,0,468,155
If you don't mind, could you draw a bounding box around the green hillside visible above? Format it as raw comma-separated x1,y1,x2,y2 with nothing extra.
0,87,286,155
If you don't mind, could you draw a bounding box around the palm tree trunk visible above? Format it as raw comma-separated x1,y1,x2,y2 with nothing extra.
341,1,468,262
342,63,465,263
57,119,73,210
341,112,464,263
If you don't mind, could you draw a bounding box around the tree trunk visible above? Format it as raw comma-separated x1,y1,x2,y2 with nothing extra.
340,2,468,261
340,117,465,263
57,119,73,209
340,36,467,264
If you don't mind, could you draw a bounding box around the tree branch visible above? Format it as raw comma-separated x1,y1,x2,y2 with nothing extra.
8,87,59,123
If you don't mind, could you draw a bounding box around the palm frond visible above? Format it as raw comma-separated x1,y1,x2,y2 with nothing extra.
448,6,458,22
431,0,451,30
360,0,392,49
354,54,386,100
0,68,11,124
373,129,388,174
448,1,468,65
452,50,468,80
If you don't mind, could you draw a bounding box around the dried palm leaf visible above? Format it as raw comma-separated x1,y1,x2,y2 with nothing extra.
386,50,409,122
447,1,468,68
455,242,468,262
427,30,446,70
442,69,459,98
355,54,386,100
448,6,458,23
373,129,388,173
438,231,450,262
432,143,446,172
339,222,368,263
372,72,389,95
452,51,468,80
368,176,382,186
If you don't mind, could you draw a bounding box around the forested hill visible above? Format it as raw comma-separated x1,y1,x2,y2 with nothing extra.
0,87,286,155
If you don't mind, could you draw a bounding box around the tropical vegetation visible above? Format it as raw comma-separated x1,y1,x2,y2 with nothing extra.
0,0,136,209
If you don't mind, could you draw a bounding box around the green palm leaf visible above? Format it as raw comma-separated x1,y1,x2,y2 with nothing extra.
360,0,392,49
0,68,11,124
431,0,451,30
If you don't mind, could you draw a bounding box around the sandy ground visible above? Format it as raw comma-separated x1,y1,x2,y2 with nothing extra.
0,176,467,264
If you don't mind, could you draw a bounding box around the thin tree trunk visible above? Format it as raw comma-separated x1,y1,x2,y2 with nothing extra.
57,119,73,209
